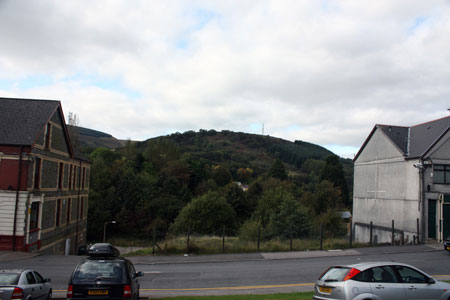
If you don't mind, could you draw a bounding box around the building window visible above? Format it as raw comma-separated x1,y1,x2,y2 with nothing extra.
68,165,73,189
30,202,39,230
33,157,41,189
44,123,51,149
67,198,71,223
58,162,64,189
434,165,450,184
82,167,86,189
56,199,61,227
73,166,77,189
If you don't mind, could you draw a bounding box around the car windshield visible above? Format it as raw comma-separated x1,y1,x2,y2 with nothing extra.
319,267,351,282
0,273,19,285
72,260,126,284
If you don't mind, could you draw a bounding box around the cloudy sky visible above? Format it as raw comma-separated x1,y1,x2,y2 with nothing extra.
1,0,450,158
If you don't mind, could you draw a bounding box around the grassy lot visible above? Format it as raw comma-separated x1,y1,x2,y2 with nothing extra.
150,291,314,300
109,235,366,255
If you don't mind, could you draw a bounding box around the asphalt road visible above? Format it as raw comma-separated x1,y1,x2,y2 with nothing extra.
1,244,449,298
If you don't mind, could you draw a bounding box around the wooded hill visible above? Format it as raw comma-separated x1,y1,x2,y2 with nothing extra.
135,129,352,183
78,127,354,241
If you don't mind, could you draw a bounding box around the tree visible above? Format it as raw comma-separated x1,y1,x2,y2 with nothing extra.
320,155,349,206
170,191,237,234
268,195,310,238
67,112,81,152
254,185,292,226
212,165,232,187
224,182,252,223
237,167,253,182
269,159,288,180
302,180,342,215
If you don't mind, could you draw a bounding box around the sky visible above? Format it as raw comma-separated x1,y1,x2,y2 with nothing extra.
1,0,450,158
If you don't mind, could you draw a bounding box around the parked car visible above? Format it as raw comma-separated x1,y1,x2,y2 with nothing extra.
0,269,52,300
444,237,450,252
67,243,143,300
313,262,450,300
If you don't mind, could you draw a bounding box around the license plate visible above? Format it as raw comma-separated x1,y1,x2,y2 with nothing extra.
319,286,332,293
88,289,108,295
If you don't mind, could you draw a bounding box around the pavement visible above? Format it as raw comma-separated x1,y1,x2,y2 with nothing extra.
0,242,445,263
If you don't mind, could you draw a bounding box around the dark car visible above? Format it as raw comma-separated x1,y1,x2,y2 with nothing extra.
0,269,52,300
444,237,450,252
67,243,143,300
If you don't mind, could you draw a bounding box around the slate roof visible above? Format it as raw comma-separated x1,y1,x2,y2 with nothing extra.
0,97,61,146
355,115,450,161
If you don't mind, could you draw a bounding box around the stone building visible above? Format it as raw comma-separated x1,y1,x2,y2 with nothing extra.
353,115,450,244
0,97,90,254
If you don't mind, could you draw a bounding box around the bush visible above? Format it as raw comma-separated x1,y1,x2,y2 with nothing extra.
170,191,237,235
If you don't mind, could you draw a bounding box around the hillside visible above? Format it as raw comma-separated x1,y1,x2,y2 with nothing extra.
137,129,337,177
86,128,354,240
67,125,125,150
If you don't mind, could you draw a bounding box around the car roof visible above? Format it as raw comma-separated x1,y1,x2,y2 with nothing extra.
337,262,429,274
0,269,27,274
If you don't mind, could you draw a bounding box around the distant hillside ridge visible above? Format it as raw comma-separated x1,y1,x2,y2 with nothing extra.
135,129,347,178
67,125,125,149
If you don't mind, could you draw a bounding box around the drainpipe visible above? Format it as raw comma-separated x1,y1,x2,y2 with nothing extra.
13,146,24,251
420,161,426,244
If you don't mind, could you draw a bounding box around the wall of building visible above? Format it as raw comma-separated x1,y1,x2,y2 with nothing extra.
353,128,421,244
0,107,90,254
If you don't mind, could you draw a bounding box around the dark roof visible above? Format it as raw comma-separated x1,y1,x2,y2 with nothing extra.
355,115,450,161
409,116,450,158
0,97,60,146
378,125,409,154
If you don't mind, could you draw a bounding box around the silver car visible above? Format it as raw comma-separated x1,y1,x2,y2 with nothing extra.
314,262,450,300
0,269,52,300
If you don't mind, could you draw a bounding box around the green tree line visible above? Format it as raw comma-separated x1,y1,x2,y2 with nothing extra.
87,131,351,241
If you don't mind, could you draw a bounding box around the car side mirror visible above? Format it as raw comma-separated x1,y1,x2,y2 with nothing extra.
45,278,51,283
427,278,435,284
136,271,144,278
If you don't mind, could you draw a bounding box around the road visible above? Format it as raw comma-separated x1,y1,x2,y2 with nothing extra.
1,244,449,298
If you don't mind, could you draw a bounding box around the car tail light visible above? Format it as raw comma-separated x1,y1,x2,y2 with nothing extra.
67,285,73,298
11,287,24,299
343,268,361,281
123,285,132,298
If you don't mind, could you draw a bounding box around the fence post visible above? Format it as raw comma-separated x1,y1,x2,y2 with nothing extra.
257,224,261,252
320,223,323,250
187,225,190,252
290,226,293,251
349,222,352,248
152,225,156,255
392,220,395,245
222,225,225,253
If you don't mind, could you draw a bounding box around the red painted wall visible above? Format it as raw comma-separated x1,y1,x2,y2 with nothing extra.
0,146,30,190
0,235,25,251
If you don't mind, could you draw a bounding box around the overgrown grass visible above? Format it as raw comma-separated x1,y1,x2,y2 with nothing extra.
108,235,367,255
150,291,314,300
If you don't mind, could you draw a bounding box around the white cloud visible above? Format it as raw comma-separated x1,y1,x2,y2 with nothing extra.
1,0,450,158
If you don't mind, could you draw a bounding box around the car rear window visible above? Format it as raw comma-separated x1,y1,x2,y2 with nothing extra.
72,260,126,284
319,267,351,282
0,274,19,285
